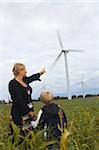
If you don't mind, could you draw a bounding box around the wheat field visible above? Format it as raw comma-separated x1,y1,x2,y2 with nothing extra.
0,97,99,150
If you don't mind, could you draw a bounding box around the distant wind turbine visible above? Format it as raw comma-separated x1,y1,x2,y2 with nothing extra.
50,30,84,100
78,75,87,98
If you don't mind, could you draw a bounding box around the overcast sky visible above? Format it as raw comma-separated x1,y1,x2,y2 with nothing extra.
0,0,99,100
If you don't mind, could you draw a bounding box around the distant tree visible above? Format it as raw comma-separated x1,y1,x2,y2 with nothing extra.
3,100,5,103
54,96,60,100
60,96,68,99
32,99,38,102
72,95,76,99
38,97,40,101
77,95,83,98
85,94,93,98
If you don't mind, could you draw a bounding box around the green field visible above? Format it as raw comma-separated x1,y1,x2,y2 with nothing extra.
0,97,99,150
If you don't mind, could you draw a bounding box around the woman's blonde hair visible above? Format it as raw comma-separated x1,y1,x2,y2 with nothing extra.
12,63,25,77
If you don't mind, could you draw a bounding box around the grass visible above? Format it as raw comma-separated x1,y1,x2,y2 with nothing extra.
0,97,99,149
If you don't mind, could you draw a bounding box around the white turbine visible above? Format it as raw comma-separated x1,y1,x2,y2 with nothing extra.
78,75,87,98
50,30,84,100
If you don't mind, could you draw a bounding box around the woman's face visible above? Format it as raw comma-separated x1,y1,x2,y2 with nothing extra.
19,66,27,77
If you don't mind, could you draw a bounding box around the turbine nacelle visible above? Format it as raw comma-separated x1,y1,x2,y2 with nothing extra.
62,50,68,53
62,50,84,53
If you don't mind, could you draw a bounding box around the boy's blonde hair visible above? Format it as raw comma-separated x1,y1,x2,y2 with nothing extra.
40,90,54,104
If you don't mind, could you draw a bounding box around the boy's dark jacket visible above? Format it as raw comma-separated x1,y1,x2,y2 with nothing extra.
38,103,67,139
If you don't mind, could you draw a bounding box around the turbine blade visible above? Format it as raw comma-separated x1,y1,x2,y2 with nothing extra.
49,51,62,70
56,30,64,50
65,49,84,52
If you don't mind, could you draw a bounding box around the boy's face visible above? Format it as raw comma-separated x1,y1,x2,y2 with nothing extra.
41,90,53,104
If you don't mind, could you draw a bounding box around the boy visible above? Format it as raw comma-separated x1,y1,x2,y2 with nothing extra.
31,90,67,149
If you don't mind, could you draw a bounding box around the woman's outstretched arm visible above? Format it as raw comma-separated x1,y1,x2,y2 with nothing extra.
24,68,46,84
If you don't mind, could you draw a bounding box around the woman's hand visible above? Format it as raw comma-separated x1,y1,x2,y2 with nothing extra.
39,68,46,75
28,111,37,120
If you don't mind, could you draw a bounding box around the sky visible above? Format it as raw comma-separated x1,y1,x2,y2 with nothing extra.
0,0,99,101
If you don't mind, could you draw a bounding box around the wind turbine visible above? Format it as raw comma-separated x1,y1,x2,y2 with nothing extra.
50,30,83,100
78,75,87,98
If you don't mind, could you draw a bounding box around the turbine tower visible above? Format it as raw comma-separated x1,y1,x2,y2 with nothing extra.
50,30,83,100
78,75,87,98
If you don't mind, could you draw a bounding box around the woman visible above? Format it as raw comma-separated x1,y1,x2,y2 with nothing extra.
8,63,45,127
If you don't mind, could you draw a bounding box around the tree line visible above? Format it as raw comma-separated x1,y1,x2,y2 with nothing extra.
0,93,99,103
